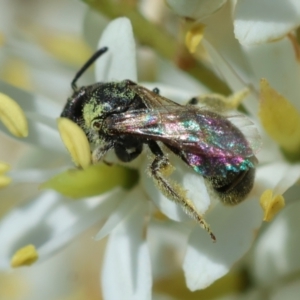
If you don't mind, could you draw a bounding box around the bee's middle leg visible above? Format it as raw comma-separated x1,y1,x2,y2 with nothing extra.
147,141,216,241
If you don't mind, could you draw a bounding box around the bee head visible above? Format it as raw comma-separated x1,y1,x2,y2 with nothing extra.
61,86,91,124
61,46,110,129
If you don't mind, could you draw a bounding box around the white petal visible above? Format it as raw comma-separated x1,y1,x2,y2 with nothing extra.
252,201,300,286
0,80,65,152
0,189,124,269
253,162,300,197
83,9,108,50
0,115,65,152
254,162,289,195
0,80,61,118
234,0,300,45
183,198,262,291
155,59,209,94
101,188,152,300
142,82,201,105
148,219,192,278
9,167,65,184
201,4,259,116
241,38,300,112
273,164,300,196
96,18,137,82
271,279,300,300
95,187,145,240
166,0,226,20
256,132,283,164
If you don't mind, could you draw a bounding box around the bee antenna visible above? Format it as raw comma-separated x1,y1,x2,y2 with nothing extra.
71,46,108,91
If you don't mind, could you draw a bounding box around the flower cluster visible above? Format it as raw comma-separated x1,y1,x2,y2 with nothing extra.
0,0,300,299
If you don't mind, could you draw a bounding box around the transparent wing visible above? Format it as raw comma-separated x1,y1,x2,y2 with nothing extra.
129,84,181,110
129,84,262,154
106,106,259,158
226,113,262,154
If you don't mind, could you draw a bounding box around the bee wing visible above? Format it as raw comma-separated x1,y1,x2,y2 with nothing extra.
226,113,262,154
106,106,259,158
129,84,262,154
129,84,181,109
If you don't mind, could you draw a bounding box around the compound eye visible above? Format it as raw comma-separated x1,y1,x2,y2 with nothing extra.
92,120,101,130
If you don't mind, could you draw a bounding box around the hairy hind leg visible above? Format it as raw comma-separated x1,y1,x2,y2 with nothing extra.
147,141,216,241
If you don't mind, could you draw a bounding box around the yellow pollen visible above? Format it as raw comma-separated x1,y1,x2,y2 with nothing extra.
11,244,38,268
0,93,28,137
196,88,249,111
57,118,91,169
226,88,250,109
260,189,285,222
185,23,205,54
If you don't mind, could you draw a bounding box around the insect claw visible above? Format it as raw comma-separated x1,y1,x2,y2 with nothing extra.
210,232,216,242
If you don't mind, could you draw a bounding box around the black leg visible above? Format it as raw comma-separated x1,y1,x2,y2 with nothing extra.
152,87,160,94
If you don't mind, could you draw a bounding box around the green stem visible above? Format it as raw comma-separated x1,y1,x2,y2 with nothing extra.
82,0,231,95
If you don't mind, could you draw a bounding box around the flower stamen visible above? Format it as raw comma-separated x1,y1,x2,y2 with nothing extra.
260,189,285,222
0,93,28,137
185,23,205,54
259,78,300,156
57,118,91,169
11,244,38,268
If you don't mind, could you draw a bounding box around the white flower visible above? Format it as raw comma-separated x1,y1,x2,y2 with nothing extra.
165,0,226,20
142,0,300,294
0,15,266,300
198,1,300,196
189,1,300,297
166,0,300,45
252,199,300,285
234,0,300,45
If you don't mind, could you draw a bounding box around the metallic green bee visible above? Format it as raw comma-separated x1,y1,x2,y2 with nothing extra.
61,47,261,240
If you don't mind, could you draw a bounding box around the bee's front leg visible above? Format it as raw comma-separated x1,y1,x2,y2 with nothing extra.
92,141,113,163
147,141,216,241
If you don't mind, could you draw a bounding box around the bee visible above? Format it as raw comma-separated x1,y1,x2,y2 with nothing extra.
61,47,261,241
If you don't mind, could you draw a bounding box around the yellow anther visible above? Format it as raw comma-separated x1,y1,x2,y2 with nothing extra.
185,23,205,54
259,78,300,155
11,244,38,268
39,33,92,66
57,118,91,169
260,189,285,222
0,176,11,188
0,161,10,173
2,59,32,90
0,93,28,137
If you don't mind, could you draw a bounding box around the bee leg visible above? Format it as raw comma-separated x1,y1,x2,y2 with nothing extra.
187,97,198,105
152,87,160,94
147,141,216,241
92,142,113,163
103,160,113,166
